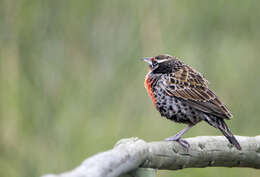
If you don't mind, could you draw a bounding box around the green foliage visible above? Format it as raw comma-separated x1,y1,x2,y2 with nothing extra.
0,0,260,177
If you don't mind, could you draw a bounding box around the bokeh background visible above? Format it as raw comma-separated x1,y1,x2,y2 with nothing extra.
1,0,260,177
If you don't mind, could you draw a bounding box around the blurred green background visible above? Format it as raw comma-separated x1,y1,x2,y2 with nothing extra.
1,0,260,177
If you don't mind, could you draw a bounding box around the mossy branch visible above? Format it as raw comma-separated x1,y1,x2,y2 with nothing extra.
42,136,260,177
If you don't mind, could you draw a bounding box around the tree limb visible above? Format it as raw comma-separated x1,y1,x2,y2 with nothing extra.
42,136,260,177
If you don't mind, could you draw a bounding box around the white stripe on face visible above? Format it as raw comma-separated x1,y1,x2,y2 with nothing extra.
157,58,170,63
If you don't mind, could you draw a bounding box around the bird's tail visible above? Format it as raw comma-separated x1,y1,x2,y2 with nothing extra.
204,115,241,150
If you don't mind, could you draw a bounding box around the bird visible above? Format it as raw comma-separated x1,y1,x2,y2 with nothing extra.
142,54,241,150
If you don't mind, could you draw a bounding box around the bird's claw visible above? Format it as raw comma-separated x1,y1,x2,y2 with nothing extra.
177,138,190,149
165,137,190,150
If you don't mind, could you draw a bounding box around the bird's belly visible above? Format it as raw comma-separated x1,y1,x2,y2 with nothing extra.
153,88,202,124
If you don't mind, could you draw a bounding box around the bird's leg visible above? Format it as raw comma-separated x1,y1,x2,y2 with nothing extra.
165,124,193,141
165,124,193,148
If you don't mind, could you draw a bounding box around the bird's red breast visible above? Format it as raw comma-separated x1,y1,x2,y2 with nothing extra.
145,72,157,107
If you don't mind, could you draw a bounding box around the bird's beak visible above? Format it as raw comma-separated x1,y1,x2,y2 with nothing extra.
142,57,153,65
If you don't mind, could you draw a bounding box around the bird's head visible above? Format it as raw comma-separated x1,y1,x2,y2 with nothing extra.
142,54,183,74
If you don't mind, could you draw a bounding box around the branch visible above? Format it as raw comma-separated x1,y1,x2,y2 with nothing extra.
42,136,260,177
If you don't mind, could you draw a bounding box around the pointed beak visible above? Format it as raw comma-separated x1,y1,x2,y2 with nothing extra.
142,57,153,65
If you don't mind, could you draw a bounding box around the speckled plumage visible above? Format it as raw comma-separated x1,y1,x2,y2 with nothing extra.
146,74,202,125
143,54,241,150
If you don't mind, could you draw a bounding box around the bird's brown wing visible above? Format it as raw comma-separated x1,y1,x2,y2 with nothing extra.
161,65,232,119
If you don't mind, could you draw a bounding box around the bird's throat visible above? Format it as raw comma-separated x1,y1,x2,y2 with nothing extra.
145,72,157,107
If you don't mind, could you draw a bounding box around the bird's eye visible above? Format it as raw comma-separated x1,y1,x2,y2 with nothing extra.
152,60,158,67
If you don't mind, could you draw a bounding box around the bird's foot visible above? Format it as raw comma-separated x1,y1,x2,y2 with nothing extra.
165,137,190,149
165,135,179,141
177,138,190,149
